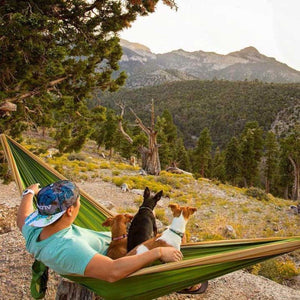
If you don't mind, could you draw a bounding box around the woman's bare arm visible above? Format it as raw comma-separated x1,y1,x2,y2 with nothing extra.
17,183,40,231
84,247,182,282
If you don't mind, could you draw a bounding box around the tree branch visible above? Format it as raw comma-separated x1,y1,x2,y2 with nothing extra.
129,107,150,136
117,102,133,144
3,76,68,103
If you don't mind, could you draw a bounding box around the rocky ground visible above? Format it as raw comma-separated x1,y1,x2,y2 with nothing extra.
1,180,300,300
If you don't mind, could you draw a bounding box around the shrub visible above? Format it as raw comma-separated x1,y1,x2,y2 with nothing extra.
112,176,125,187
198,233,224,241
117,207,136,214
80,174,89,181
134,196,143,206
67,153,86,161
86,163,99,171
112,170,121,176
101,176,111,182
111,162,138,171
250,258,300,283
155,208,169,225
100,162,111,169
245,187,270,201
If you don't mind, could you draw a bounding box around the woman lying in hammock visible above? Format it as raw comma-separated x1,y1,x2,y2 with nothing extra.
17,180,183,282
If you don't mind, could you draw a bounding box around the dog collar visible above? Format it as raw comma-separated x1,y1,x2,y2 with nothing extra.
169,228,184,238
112,234,127,241
139,207,153,214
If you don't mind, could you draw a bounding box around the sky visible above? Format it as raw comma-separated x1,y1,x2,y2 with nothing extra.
120,0,300,71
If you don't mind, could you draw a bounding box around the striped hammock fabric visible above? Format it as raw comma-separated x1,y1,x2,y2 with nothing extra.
1,134,300,300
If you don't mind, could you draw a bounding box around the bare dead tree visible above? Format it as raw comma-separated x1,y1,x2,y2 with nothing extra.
118,99,161,175
288,155,300,201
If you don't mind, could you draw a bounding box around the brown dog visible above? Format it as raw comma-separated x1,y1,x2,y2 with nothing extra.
128,203,197,255
102,214,133,259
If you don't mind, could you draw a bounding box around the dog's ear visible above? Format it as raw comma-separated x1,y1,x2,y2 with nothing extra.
168,203,179,212
143,187,150,199
154,190,163,202
102,217,113,227
125,214,133,222
188,207,197,215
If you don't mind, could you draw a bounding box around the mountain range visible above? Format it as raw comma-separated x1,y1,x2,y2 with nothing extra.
119,39,300,88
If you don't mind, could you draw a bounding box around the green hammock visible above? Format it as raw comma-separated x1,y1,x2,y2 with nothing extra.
1,134,300,300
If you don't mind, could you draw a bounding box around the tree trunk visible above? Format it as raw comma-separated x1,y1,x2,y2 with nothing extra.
293,166,300,201
265,178,270,194
56,278,102,300
138,131,161,175
284,186,289,199
109,148,113,159
200,165,204,177
243,177,248,188
288,156,300,201
117,100,161,175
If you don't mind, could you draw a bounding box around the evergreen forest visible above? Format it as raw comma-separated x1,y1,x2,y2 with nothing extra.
90,80,300,201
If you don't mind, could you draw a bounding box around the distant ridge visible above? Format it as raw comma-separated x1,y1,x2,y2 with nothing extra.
119,40,300,88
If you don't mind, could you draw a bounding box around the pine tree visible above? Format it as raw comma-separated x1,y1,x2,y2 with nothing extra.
102,110,118,157
264,131,279,193
193,127,212,177
89,105,107,150
0,0,176,151
174,138,191,172
239,122,264,187
280,125,300,200
156,116,172,169
225,136,241,185
211,147,226,182
160,110,178,144
115,122,134,160
278,146,294,199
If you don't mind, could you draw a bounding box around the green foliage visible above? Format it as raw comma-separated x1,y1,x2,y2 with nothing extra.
192,127,212,177
245,187,270,201
211,147,226,182
224,137,241,185
68,153,86,161
112,175,172,195
91,109,118,153
155,208,169,225
156,109,179,169
156,115,173,168
96,80,300,149
0,0,175,150
279,125,300,200
264,131,279,193
250,258,300,283
174,138,191,171
239,122,264,187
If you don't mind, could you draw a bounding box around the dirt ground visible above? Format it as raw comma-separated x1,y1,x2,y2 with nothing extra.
1,180,300,300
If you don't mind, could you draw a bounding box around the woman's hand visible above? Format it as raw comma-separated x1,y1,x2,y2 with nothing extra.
27,183,41,195
159,247,183,262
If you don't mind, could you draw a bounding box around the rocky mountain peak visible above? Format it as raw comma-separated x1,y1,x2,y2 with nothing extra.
228,46,266,60
118,40,300,87
120,39,152,53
